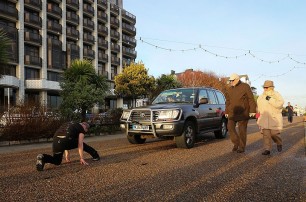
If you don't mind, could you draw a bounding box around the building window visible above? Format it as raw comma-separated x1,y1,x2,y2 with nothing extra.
25,45,39,57
25,92,39,105
47,71,61,82
25,68,39,80
0,65,16,77
47,94,62,109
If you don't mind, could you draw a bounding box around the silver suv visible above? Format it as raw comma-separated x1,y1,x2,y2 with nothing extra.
120,87,227,148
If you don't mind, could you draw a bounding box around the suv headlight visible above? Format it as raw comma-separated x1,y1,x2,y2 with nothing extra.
121,111,130,120
158,109,180,120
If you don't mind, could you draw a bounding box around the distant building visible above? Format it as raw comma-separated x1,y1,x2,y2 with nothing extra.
0,0,136,113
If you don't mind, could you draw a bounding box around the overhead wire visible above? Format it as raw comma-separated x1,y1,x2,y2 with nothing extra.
138,37,306,65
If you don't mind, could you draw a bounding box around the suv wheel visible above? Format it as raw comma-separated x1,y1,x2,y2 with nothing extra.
214,118,227,139
127,134,146,144
175,121,195,148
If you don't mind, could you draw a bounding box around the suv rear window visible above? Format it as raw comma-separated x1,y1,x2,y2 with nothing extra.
215,91,225,104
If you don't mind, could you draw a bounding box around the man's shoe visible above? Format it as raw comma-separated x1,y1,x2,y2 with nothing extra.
92,156,100,161
262,150,270,155
232,146,238,152
277,145,282,152
237,149,245,153
92,152,100,161
36,154,45,171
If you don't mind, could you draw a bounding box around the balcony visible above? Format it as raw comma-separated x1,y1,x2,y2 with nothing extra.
83,3,94,17
98,25,108,37
122,58,132,67
67,44,80,67
47,20,62,34
66,0,79,10
66,27,79,39
122,10,136,24
83,33,95,45
122,47,137,58
24,0,42,11
110,17,119,29
84,48,95,59
98,38,108,49
24,55,42,66
110,4,119,16
0,3,18,21
24,32,42,45
110,29,120,41
83,18,94,31
47,3,62,19
97,10,107,23
7,46,18,64
98,52,108,63
111,55,120,66
67,11,79,25
25,79,61,90
0,24,18,40
98,70,108,78
111,43,120,53
122,23,136,35
110,73,117,80
48,38,62,48
84,0,94,3
0,75,19,88
24,13,42,28
67,43,79,54
122,35,136,47
97,0,107,9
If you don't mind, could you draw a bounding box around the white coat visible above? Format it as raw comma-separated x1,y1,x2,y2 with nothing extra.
257,90,284,131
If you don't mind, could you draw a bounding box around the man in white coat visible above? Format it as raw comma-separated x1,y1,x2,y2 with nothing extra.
257,80,284,155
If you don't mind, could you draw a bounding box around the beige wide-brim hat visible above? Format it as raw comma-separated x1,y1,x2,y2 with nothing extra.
263,80,274,88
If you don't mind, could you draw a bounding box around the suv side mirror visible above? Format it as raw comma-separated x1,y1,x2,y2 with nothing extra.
199,98,208,104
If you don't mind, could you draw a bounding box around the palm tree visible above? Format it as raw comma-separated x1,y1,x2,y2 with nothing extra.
0,28,11,78
60,59,109,121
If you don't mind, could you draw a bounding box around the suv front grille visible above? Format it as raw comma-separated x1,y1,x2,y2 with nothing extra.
130,110,151,122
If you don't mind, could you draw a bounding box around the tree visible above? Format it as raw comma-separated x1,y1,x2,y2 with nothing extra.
0,28,11,78
177,69,228,94
150,74,182,100
114,62,155,99
59,59,109,121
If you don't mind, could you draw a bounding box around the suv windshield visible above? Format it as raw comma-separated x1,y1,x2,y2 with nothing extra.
152,88,196,104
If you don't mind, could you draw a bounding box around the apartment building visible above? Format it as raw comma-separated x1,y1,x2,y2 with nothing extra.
0,0,136,113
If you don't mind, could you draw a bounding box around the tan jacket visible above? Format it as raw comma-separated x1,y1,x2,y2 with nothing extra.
257,90,284,130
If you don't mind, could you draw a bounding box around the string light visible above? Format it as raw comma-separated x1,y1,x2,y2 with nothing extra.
251,66,306,81
138,37,306,65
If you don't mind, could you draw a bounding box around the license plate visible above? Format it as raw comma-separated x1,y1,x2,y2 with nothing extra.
132,125,149,130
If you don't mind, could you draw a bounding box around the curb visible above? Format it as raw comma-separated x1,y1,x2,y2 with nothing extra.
0,132,126,154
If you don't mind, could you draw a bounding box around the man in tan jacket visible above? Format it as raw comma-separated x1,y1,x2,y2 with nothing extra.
257,80,284,155
225,73,257,153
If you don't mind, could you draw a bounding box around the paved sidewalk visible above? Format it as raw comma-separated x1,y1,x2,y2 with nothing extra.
0,133,126,154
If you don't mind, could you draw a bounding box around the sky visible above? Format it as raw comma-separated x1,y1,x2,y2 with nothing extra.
123,0,306,108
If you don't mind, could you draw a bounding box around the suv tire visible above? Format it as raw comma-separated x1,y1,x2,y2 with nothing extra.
127,134,146,144
175,121,196,148
214,118,227,139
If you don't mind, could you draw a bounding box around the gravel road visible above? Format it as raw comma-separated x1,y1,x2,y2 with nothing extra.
0,118,305,201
